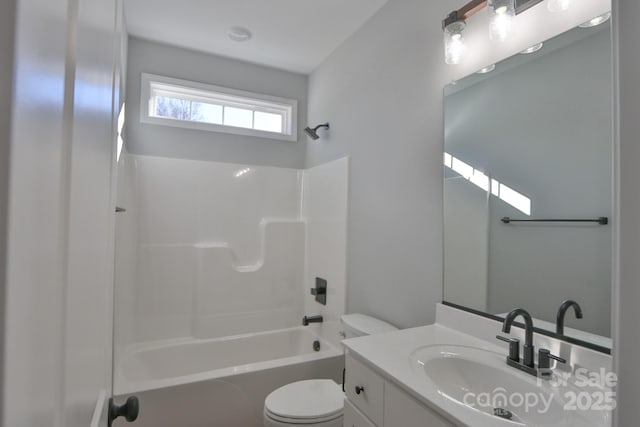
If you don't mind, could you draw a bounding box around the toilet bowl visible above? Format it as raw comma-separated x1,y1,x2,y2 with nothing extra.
263,314,397,427
263,379,344,427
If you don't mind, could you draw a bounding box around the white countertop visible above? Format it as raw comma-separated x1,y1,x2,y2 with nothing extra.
344,323,506,426
342,304,612,427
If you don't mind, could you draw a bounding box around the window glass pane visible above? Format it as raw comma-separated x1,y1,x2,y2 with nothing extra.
223,106,253,129
191,102,223,125
254,111,283,133
145,76,296,138
155,96,191,120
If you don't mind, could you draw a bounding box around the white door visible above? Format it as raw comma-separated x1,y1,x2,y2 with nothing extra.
2,0,127,426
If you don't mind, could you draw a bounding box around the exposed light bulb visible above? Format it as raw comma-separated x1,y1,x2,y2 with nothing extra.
443,21,466,65
547,0,572,12
488,0,516,41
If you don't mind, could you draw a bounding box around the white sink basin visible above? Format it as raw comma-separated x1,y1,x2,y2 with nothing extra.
410,345,610,427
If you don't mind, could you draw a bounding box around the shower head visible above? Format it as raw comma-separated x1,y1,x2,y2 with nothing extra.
304,123,330,140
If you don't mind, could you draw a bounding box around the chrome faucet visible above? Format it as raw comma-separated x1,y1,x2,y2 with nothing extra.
556,300,583,335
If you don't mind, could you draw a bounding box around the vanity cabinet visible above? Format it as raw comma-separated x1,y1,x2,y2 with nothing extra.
345,353,385,425
345,353,456,427
344,400,377,427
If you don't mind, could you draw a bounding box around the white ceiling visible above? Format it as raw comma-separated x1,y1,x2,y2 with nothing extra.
124,0,389,74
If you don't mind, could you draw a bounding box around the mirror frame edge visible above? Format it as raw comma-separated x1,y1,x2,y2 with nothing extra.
441,21,613,357
441,301,612,354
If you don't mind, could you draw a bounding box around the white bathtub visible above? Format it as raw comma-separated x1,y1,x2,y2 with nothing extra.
114,326,343,427
115,326,342,395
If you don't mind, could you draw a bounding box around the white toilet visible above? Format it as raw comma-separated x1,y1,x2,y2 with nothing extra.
263,314,397,427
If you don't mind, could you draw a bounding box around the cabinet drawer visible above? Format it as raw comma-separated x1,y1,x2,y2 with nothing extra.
345,354,384,426
344,399,377,427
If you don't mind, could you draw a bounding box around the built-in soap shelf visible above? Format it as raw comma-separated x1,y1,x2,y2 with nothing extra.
193,219,304,273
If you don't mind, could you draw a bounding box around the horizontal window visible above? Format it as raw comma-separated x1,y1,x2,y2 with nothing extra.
140,73,298,141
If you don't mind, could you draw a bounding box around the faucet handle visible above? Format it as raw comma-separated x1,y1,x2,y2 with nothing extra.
538,348,566,372
496,335,520,362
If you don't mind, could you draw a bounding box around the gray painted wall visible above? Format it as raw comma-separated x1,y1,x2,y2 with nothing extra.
612,0,640,425
122,2,615,337
445,28,612,337
125,37,308,168
305,0,611,330
0,0,15,421
306,0,452,328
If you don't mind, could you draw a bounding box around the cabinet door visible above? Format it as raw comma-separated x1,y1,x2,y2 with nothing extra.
344,399,377,427
345,354,385,426
384,382,455,427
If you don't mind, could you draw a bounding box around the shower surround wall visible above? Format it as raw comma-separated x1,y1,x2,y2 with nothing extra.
114,153,348,365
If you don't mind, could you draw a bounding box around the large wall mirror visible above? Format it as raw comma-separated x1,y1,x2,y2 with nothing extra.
443,20,612,352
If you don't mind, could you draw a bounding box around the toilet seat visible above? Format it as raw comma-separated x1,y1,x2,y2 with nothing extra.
264,408,342,425
264,380,344,424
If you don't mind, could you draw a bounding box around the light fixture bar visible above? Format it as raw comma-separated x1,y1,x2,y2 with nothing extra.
442,0,546,64
443,0,487,29
514,0,545,14
443,0,544,28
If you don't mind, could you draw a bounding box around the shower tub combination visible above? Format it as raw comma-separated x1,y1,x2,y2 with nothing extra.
112,156,350,427
114,326,343,427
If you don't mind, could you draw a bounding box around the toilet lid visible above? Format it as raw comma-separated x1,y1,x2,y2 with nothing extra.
265,380,344,421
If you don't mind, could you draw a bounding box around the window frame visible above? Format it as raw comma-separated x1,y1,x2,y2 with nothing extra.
140,73,298,142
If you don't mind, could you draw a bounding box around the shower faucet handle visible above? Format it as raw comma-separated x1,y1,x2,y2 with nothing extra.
311,277,327,305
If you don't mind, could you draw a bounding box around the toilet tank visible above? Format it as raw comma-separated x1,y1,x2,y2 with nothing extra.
340,314,397,338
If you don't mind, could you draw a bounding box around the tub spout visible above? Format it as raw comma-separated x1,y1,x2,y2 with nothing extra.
302,315,323,326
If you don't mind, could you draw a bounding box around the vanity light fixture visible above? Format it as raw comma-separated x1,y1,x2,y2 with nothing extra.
488,0,516,41
443,0,546,64
442,0,482,65
520,42,544,54
443,20,467,65
579,11,611,28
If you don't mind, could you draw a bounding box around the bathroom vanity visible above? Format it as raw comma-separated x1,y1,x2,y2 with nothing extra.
343,354,453,427
342,304,612,427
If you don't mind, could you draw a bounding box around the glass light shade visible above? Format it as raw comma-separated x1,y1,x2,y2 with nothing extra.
444,21,466,65
547,0,572,12
488,0,516,41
